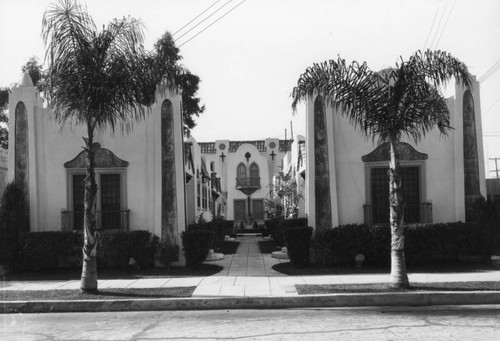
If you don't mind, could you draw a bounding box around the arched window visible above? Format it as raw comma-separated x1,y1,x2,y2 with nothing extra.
250,163,259,179
237,163,247,179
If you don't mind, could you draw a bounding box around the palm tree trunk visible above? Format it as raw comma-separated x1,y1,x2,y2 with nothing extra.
388,137,409,288
80,131,99,293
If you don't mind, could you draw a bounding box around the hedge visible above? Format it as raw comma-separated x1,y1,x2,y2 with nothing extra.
284,226,313,268
18,230,160,271
19,232,76,270
265,218,308,245
0,182,29,269
188,220,232,250
311,222,492,268
181,229,214,268
311,224,372,267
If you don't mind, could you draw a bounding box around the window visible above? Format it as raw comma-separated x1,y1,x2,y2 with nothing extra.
250,162,260,185
70,172,124,230
72,174,85,230
370,166,421,224
234,199,246,222
202,184,208,210
237,163,246,179
100,174,121,229
197,175,201,209
252,199,264,220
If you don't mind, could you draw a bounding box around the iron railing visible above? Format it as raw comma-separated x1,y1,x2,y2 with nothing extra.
236,177,261,188
363,202,432,227
61,210,130,231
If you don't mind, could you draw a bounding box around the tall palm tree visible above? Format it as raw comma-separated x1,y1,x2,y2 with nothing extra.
42,0,178,292
292,50,472,288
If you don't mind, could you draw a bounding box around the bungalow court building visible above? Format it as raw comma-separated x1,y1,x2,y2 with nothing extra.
5,71,488,265
303,77,486,230
7,73,190,264
195,138,292,225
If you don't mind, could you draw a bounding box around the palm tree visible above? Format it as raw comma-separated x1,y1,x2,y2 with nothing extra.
42,0,178,292
292,50,472,288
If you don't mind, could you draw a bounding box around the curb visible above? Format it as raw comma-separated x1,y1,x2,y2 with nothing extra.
3,291,500,314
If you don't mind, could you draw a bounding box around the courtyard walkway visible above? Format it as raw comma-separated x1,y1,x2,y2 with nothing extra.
204,235,286,277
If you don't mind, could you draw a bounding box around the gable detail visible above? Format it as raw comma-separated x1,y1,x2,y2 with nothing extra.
64,143,129,169
361,142,428,162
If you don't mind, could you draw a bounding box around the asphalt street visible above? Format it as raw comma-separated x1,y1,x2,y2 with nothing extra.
2,305,500,340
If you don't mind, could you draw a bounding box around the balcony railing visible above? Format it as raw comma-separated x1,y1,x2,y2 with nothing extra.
236,177,261,188
61,210,130,231
363,202,432,227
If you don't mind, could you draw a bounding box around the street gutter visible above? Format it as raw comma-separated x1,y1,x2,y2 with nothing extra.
3,291,500,313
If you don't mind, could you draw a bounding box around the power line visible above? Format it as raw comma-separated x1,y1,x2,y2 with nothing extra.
172,0,223,37
429,0,449,50
178,0,247,48
423,0,443,51
479,59,500,83
432,0,457,49
174,0,236,43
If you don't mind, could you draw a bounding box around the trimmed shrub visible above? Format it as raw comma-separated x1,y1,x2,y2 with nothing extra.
129,230,156,268
264,219,282,240
97,231,131,269
277,218,308,245
368,225,391,266
0,182,29,269
284,226,313,268
19,232,75,270
181,229,214,268
311,224,372,267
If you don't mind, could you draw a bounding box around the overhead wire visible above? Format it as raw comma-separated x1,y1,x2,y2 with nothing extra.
432,0,457,49
174,0,236,43
428,0,449,50
178,0,247,48
423,0,443,51
172,0,223,37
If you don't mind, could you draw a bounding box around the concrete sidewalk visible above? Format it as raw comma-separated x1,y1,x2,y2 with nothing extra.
2,235,500,313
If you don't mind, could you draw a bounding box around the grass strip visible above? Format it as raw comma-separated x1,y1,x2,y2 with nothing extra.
1,287,195,301
296,282,500,295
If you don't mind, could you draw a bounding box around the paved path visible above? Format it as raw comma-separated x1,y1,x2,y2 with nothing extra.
204,235,286,277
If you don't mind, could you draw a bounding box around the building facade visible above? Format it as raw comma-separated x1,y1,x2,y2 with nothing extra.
7,73,188,263
305,77,487,230
197,139,291,224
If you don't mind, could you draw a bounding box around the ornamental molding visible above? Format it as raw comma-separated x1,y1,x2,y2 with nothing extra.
64,143,129,169
361,142,428,162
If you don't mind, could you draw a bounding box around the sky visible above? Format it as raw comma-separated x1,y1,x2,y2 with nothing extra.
1,0,500,177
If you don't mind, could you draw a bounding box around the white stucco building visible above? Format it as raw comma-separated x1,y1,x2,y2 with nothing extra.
196,139,291,224
7,73,188,263
305,77,486,230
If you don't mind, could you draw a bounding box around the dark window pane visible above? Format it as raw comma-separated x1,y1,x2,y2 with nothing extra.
252,199,264,220
100,174,121,229
234,200,246,222
370,166,420,224
72,174,85,230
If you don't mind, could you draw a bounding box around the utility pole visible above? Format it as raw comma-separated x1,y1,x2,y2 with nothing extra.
489,157,500,179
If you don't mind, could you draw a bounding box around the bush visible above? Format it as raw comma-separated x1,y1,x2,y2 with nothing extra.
0,182,29,269
368,225,391,266
404,222,488,264
284,226,313,268
19,232,75,270
188,221,225,250
129,230,156,268
97,231,130,269
311,224,372,267
276,218,308,245
181,229,214,268
265,219,282,240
